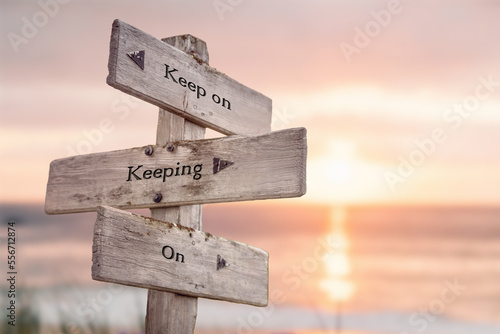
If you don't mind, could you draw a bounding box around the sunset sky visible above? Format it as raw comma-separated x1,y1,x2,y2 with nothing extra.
2,0,500,206
2,2,500,332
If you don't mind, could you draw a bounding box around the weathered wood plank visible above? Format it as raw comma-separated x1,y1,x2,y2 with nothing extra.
45,128,307,214
92,206,269,307
107,19,272,135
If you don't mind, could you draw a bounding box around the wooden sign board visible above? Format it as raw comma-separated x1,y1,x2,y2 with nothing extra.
92,206,268,306
107,19,272,136
45,127,307,214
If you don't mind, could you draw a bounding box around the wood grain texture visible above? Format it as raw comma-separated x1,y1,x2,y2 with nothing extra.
92,206,269,307
107,19,272,135
45,128,307,214
146,290,197,334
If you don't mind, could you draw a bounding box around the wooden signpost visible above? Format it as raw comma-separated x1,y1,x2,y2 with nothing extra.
46,128,306,214
107,20,271,136
45,19,307,333
93,206,268,306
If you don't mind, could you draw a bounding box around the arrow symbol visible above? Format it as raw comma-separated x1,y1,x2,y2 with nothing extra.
217,255,229,270
213,157,234,174
127,50,145,70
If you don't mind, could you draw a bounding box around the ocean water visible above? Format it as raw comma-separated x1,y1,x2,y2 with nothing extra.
1,203,499,333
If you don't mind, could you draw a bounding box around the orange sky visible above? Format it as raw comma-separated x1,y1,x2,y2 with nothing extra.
1,0,500,205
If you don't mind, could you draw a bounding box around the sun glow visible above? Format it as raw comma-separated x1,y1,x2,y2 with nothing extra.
326,141,355,185
307,139,389,204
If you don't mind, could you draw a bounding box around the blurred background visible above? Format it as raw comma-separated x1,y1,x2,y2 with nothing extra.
1,0,500,333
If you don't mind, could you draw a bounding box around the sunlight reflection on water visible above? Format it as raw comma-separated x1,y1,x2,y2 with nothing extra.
320,206,355,303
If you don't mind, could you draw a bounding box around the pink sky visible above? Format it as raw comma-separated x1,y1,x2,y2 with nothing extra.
1,0,500,205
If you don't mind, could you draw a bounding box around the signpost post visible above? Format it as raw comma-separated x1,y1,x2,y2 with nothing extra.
45,20,307,333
